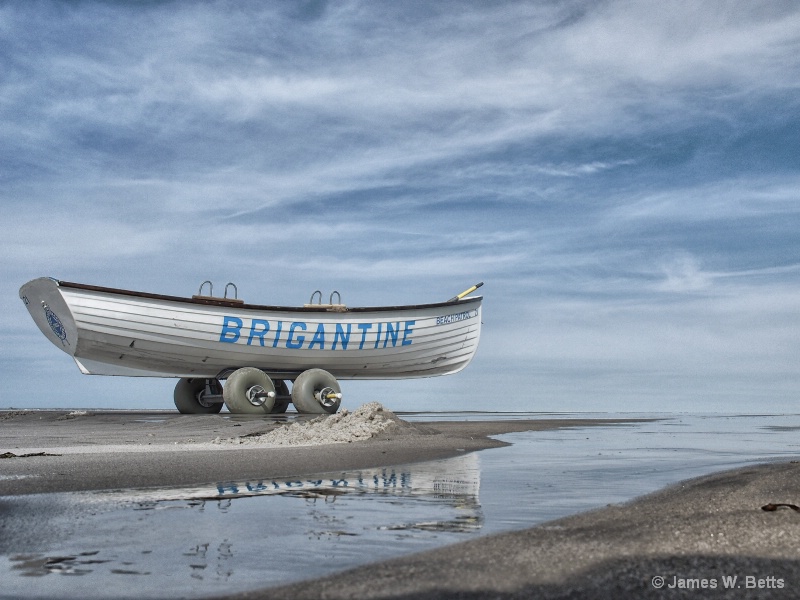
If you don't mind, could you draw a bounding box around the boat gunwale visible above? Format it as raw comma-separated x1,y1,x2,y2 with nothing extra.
56,280,483,314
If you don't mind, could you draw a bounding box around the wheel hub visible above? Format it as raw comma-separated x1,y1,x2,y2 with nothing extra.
196,379,223,407
246,385,268,406
196,393,215,408
314,386,341,408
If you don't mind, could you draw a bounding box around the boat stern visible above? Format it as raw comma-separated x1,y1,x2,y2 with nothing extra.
19,278,78,358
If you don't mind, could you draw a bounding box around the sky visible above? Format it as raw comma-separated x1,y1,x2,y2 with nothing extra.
2,0,799,413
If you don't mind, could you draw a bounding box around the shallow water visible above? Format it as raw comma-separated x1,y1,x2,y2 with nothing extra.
1,413,799,599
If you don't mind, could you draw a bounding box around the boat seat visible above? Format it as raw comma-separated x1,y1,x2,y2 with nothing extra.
303,303,348,312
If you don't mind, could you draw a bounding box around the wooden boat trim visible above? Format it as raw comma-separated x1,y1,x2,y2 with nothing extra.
57,280,477,313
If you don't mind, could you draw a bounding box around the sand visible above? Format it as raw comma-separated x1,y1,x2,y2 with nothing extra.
2,407,798,599
219,402,415,446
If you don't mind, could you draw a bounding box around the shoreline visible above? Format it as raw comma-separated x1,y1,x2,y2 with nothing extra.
0,409,645,496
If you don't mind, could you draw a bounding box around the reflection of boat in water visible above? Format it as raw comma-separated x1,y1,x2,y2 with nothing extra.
125,452,483,533
19,278,483,414
8,453,485,591
225,452,484,533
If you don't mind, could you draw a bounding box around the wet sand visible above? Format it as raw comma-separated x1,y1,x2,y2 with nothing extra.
0,410,637,496
3,411,799,599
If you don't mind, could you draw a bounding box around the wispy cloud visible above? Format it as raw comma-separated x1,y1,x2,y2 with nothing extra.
3,0,799,410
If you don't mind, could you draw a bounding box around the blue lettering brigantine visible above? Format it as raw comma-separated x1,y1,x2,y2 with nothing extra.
218,317,416,350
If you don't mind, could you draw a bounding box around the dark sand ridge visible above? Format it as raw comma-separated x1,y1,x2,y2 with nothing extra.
0,409,642,496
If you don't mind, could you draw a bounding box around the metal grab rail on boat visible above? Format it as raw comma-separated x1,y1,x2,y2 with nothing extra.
198,280,213,297
192,280,244,304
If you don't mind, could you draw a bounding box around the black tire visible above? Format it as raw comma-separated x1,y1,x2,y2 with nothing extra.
270,380,291,414
223,368,276,414
174,378,223,414
291,368,341,414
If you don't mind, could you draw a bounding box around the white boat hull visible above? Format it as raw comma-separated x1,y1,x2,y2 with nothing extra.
20,278,482,381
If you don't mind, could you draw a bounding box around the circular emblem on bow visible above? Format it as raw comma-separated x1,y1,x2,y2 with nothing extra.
43,303,68,346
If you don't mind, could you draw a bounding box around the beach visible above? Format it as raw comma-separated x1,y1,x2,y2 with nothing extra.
1,409,799,599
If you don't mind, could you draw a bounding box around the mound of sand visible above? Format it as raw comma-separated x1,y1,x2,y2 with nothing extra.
241,402,414,447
